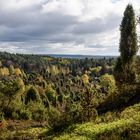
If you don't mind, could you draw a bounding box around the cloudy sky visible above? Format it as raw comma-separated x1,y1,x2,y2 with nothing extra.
0,0,139,55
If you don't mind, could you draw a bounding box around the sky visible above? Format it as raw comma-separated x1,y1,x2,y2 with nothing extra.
0,0,140,55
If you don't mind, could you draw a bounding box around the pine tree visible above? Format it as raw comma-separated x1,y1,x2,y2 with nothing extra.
114,4,138,84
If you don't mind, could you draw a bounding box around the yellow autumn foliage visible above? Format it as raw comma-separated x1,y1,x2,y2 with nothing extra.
14,68,22,76
0,67,9,76
82,74,89,84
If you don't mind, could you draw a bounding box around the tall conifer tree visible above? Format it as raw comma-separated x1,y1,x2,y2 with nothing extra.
114,4,138,84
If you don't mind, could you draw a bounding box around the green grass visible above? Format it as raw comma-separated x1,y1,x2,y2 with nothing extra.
1,103,140,140
0,126,47,139
51,117,140,140
49,103,140,140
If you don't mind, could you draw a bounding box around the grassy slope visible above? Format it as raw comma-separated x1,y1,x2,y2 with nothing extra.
0,120,47,139
0,127,47,140
52,118,140,140
50,103,140,140
0,103,140,140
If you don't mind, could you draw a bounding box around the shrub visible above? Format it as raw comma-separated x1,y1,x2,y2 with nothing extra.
0,112,4,122
32,109,48,121
20,109,32,120
12,112,19,119
79,87,98,122
45,84,56,102
82,74,89,84
25,86,41,104
97,84,140,114
47,102,83,132
100,74,116,94
26,101,48,121
48,107,67,132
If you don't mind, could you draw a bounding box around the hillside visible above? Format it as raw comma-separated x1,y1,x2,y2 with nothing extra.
0,1,140,140
0,51,140,139
1,102,140,139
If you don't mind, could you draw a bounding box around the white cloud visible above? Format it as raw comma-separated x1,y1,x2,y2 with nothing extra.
0,0,45,11
0,0,139,55
42,0,84,16
42,0,140,21
0,42,24,53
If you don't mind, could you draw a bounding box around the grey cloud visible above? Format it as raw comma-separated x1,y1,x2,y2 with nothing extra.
0,12,78,42
87,44,106,48
0,1,121,55
72,13,121,34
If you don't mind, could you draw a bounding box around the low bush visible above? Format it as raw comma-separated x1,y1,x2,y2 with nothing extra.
26,101,48,121
20,109,32,120
0,111,4,122
97,84,140,114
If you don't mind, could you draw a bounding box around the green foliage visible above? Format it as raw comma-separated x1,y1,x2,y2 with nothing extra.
82,74,89,84
0,126,47,139
120,4,138,63
97,84,140,113
47,103,82,132
26,101,48,121
0,51,140,139
66,102,83,122
0,78,24,118
100,74,116,94
90,66,102,76
114,57,124,84
120,103,140,119
25,86,41,104
47,102,78,132
45,84,56,102
0,111,4,122
20,109,32,120
48,106,68,132
47,85,98,133
80,87,98,122
12,112,19,119
9,65,15,75
0,5,140,139
114,4,138,84
114,57,137,85
50,103,140,140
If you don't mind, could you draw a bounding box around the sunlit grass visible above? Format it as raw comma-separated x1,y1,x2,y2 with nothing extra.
0,127,47,139
1,103,140,139
52,103,140,140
